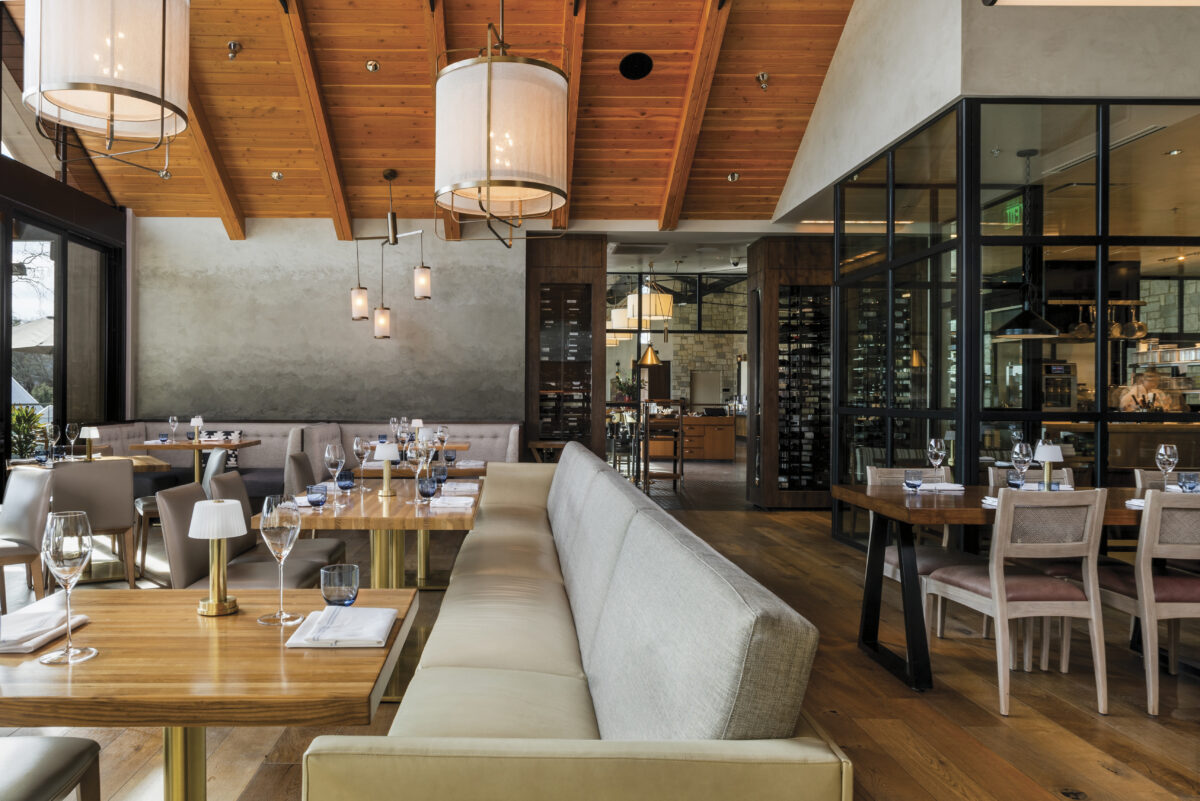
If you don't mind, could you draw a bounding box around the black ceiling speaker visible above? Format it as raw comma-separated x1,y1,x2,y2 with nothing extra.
619,52,654,80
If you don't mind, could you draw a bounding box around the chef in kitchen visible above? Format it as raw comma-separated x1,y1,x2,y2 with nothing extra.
1120,367,1177,412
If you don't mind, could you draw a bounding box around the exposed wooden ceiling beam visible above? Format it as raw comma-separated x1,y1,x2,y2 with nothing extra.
424,0,460,241
187,81,245,240
280,0,352,240
551,0,586,231
658,0,731,231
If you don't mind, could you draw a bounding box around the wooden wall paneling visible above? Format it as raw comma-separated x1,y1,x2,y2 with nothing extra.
187,80,247,240
280,0,353,239
525,235,607,458
658,0,730,231
551,0,586,231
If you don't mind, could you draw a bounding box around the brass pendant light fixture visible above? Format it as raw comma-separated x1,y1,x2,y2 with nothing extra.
637,342,663,367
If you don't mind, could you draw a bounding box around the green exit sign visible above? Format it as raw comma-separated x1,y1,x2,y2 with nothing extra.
1004,200,1023,227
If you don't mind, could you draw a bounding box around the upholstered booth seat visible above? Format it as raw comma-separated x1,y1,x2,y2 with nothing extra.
303,443,850,801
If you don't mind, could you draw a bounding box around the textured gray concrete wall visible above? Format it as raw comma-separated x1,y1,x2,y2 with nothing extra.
133,217,526,421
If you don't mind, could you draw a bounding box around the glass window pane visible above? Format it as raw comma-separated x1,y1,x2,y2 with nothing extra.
11,221,58,458
1107,421,1200,487
891,418,957,472
894,111,958,258
980,104,1097,237
894,252,958,410
1109,105,1200,236
980,420,1095,488
701,276,746,331
641,273,697,333
605,337,639,403
982,246,1097,412
841,273,887,407
839,155,888,273
65,241,107,423
606,273,639,333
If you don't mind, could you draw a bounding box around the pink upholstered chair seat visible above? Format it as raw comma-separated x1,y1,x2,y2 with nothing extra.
928,564,1086,603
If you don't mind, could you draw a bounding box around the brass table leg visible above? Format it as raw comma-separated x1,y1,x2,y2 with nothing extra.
164,726,206,801
370,530,391,588
193,450,202,484
416,529,430,586
391,530,406,589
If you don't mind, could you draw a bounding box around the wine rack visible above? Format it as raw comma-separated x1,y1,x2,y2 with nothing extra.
538,284,593,440
776,286,832,491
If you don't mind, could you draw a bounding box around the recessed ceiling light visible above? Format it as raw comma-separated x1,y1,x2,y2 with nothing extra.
618,52,653,80
366,60,380,72
1166,149,1183,156
727,172,740,182
270,171,284,181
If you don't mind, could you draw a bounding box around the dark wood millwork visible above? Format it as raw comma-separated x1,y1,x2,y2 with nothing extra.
747,236,833,508
525,235,607,458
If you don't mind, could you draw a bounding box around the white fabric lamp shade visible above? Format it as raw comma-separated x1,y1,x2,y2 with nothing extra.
350,286,369,320
610,308,632,340
411,419,424,428
23,0,190,138
187,500,247,541
1034,443,1064,463
413,265,432,300
374,443,401,461
190,416,204,427
373,305,391,339
606,334,620,347
626,289,673,323
434,58,567,219
79,426,100,439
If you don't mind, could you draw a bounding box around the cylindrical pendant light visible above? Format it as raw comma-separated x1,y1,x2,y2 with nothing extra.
606,334,620,348
351,240,369,321
610,308,633,341
23,0,190,140
374,245,391,339
414,265,431,300
434,5,567,221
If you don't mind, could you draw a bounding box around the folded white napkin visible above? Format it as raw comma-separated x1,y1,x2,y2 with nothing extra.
144,439,166,444
982,496,999,508
293,495,312,508
456,459,485,469
286,606,397,648
441,481,479,495
917,482,965,493
1126,499,1145,509
0,604,89,654
1166,485,1183,493
429,495,474,509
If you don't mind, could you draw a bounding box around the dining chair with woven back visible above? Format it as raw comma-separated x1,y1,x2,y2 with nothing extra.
209,470,345,566
925,488,1109,716
50,460,137,589
987,466,1074,491
0,468,53,614
134,448,229,582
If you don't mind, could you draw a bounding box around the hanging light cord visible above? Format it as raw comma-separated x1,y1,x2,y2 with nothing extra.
379,242,386,302
355,240,362,285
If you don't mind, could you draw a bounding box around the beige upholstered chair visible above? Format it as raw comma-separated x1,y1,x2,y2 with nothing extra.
1096,490,1200,715
0,736,100,801
209,471,345,566
156,483,321,590
0,468,53,613
285,451,317,498
135,448,229,580
925,488,1109,716
987,466,1074,490
1133,468,1180,490
50,460,136,589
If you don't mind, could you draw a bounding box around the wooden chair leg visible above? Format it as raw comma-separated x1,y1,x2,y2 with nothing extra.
1023,618,1034,672
29,556,45,600
936,597,948,639
138,515,151,577
1059,617,1071,673
24,562,32,590
1167,619,1179,677
122,528,137,588
982,614,992,640
1087,612,1108,715
924,591,936,640
995,612,1012,716
1009,620,1019,671
0,567,7,615
1040,617,1051,671
1142,610,1160,716
77,753,101,801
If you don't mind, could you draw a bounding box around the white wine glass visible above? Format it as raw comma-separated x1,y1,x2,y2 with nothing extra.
1156,443,1179,488
406,442,424,504
389,417,399,442
46,424,61,460
324,444,346,494
257,496,303,626
40,512,97,665
168,415,179,442
927,438,947,471
65,423,80,460
1011,442,1033,488
352,436,369,495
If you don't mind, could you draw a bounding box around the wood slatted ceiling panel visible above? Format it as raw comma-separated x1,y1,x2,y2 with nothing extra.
680,0,851,220
571,0,704,220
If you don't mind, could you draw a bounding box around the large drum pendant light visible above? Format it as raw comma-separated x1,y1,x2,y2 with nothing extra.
625,262,674,325
22,0,189,153
434,1,568,230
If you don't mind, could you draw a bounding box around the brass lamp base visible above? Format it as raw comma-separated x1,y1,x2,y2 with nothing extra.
197,596,239,616
1042,462,1053,492
378,462,396,497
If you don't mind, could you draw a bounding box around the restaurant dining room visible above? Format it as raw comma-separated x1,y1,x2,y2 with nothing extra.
0,1,1198,800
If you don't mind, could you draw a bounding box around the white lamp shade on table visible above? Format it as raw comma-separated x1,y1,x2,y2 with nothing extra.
1034,443,1064,463
411,419,424,429
374,443,401,462
22,0,190,138
79,426,100,439
187,500,248,541
190,416,204,428
434,58,568,219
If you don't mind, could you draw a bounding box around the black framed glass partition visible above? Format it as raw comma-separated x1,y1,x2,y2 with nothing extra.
832,98,1200,548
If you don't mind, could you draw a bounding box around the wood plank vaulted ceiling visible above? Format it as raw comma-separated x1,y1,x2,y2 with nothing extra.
2,0,853,239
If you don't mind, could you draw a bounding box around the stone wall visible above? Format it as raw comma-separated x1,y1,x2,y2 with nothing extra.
668,333,747,402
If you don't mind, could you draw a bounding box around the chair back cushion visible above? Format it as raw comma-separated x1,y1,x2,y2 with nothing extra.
1141,490,1200,560
479,463,557,510
285,452,318,498
0,468,53,547
155,483,210,589
992,488,1106,561
547,442,606,540
587,508,819,740
209,471,259,556
49,460,134,532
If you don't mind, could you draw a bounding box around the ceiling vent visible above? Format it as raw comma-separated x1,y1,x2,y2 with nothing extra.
609,242,669,256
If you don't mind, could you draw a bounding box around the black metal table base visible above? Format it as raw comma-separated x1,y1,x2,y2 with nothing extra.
859,512,933,691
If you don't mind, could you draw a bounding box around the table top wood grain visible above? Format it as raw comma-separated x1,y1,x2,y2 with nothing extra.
353,464,486,479
9,454,172,474
0,589,416,728
129,439,262,452
830,484,1143,527
254,480,481,531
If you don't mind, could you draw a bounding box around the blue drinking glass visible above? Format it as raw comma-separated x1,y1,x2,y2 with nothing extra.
34,449,48,465
378,434,387,444
444,448,457,469
417,477,437,504
158,432,169,443
336,469,356,494
186,431,195,441
1180,472,1200,493
903,470,923,493
320,564,359,606
1006,469,1024,489
433,463,448,485
306,484,327,513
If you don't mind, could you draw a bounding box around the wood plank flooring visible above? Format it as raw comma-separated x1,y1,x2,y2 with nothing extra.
3,459,1197,800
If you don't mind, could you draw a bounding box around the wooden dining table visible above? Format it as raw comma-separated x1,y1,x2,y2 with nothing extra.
0,588,417,801
129,439,262,483
253,479,482,592
831,484,1143,691
8,453,172,473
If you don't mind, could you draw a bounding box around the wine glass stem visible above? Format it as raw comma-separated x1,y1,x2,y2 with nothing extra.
63,585,74,654
278,562,285,617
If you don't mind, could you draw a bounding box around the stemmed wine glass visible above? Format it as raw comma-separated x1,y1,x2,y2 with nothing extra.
406,441,426,504
352,437,369,495
257,496,304,626
168,415,179,442
39,512,97,664
46,424,60,460
927,438,947,492
324,444,346,494
389,417,400,442
435,425,449,460
65,423,79,461
1156,443,1179,488
1011,442,1033,489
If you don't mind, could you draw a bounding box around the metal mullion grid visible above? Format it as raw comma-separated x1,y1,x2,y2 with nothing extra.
831,180,845,538
958,99,981,485
0,210,10,460
884,151,896,468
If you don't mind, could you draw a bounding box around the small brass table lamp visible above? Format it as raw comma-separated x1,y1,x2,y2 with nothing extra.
189,499,247,616
1033,441,1064,492
80,426,100,462
375,442,401,498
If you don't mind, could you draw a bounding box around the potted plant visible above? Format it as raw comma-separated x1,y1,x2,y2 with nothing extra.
11,406,44,458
